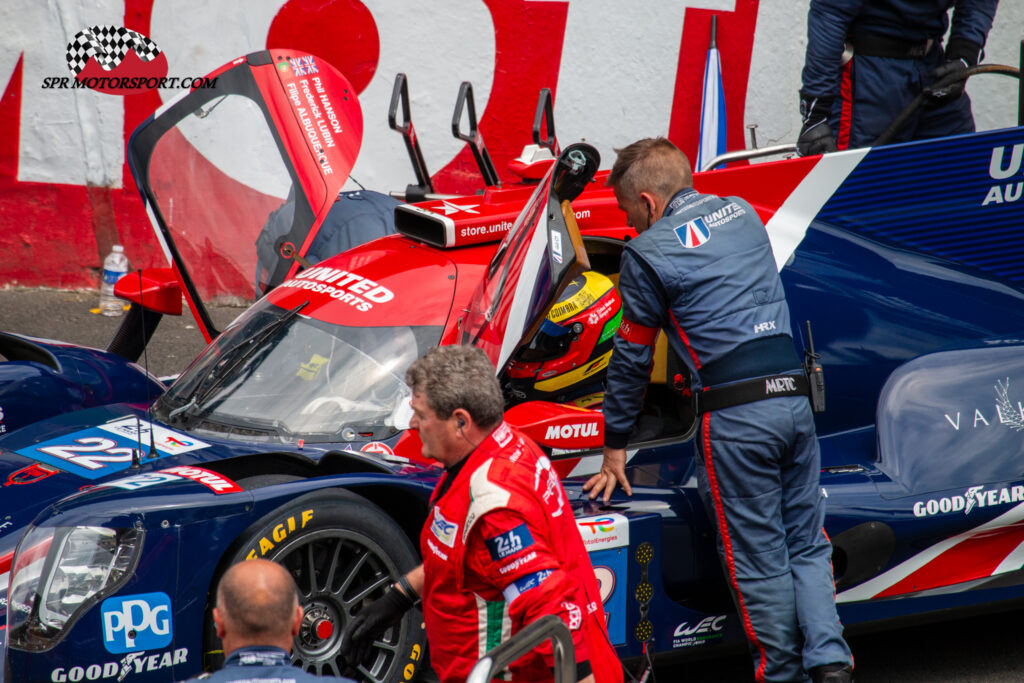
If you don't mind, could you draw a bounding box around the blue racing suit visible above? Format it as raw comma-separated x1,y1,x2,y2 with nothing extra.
191,646,350,682
603,188,852,682
801,0,998,148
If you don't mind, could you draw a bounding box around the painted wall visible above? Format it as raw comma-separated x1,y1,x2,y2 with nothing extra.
1,0,1021,289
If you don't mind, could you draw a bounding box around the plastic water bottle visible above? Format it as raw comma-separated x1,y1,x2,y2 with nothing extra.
99,245,129,317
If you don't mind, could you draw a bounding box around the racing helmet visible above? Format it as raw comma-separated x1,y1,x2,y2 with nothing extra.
504,271,622,405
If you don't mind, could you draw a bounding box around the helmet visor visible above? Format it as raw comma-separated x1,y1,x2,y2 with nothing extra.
514,318,572,363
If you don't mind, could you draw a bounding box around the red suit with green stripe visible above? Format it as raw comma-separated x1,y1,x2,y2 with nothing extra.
603,188,852,682
420,421,621,683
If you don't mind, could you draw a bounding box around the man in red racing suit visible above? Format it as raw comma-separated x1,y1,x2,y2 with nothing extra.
341,346,621,683
423,419,619,681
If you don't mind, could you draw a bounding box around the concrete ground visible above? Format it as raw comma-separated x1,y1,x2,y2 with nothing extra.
0,287,244,378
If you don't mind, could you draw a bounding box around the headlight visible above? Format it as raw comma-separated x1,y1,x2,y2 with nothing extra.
7,526,143,651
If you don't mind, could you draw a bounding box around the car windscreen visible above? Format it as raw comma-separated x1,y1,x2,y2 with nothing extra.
153,300,439,443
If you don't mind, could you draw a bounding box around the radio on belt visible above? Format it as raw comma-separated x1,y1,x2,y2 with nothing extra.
803,320,826,413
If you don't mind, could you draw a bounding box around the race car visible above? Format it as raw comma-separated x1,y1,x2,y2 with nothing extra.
4,48,1024,683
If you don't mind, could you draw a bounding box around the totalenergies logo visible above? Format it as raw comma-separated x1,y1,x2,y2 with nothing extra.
577,517,616,534
576,513,629,549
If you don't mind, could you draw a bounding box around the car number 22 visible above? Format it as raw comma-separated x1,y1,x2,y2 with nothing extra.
37,437,137,470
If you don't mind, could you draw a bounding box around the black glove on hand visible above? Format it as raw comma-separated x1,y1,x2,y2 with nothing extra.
340,586,415,668
926,38,981,106
797,92,838,157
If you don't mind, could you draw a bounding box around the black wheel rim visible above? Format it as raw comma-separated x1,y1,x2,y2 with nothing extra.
270,528,405,682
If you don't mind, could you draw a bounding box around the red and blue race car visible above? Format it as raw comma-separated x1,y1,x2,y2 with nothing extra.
3,49,1024,682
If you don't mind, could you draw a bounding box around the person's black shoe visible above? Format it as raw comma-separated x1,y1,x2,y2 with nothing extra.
810,663,854,683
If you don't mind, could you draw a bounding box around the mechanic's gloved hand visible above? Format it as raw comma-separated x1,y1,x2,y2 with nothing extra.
340,585,415,668
797,92,837,157
926,38,981,107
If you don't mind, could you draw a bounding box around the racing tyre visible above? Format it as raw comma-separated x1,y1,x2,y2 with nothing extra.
207,490,426,682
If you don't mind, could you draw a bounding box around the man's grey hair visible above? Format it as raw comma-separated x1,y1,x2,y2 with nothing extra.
405,346,504,428
606,137,693,203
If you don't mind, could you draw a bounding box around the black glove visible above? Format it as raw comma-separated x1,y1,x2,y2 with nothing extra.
797,92,838,157
926,38,981,106
339,586,415,668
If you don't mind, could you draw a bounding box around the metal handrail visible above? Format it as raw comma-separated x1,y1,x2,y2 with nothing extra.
699,143,798,172
466,615,577,683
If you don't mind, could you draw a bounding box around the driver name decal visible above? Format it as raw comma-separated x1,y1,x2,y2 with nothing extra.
284,74,340,176
282,267,394,312
18,418,209,480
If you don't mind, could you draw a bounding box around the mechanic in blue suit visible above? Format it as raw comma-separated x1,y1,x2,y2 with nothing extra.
192,558,348,682
797,0,999,155
583,138,854,683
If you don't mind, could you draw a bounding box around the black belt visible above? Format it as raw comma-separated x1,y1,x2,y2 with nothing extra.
849,34,936,59
695,373,809,414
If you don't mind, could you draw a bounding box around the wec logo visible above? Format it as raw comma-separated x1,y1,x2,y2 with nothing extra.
430,507,458,548
674,615,726,637
101,592,173,653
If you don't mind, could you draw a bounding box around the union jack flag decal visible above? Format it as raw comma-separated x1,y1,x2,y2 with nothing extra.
675,217,711,249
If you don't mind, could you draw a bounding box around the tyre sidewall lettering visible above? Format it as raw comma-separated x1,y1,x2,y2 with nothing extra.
244,508,315,559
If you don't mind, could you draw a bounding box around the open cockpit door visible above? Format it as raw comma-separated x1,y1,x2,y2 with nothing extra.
461,144,599,373
127,50,362,341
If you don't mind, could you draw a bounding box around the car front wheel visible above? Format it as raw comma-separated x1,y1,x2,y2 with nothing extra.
206,489,426,682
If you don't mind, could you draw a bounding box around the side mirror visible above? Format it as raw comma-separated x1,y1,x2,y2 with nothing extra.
113,267,182,315
107,268,182,361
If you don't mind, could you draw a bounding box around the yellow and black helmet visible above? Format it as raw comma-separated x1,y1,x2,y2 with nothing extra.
505,271,622,405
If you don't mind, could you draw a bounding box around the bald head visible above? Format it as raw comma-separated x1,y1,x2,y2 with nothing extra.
215,559,302,652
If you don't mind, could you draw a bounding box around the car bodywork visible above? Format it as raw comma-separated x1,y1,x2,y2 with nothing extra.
4,49,1024,682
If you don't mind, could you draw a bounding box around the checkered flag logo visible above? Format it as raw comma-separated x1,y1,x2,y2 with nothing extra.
66,25,161,76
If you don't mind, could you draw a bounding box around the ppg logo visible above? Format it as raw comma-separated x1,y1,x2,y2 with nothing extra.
101,592,173,653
